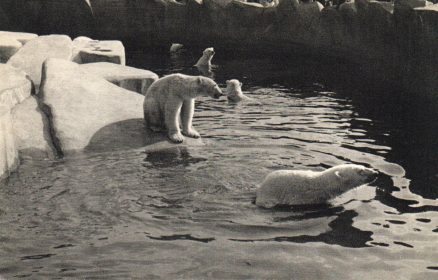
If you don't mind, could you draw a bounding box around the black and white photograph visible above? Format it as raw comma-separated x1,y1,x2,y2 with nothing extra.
0,0,437,279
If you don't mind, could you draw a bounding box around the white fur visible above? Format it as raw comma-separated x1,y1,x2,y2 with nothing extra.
240,0,278,7
226,79,252,103
170,43,184,53
259,0,278,7
143,74,223,143
194,47,215,67
256,164,378,208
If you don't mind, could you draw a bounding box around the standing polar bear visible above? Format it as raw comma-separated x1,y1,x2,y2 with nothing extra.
256,164,378,208
143,73,223,143
194,47,215,67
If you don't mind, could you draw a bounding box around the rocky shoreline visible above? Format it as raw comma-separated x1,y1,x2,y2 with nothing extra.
0,33,160,180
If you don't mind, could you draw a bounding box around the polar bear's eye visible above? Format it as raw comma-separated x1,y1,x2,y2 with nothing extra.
358,169,368,176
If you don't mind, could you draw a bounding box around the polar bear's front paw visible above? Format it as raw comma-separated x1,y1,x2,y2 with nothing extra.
168,132,185,143
182,128,200,139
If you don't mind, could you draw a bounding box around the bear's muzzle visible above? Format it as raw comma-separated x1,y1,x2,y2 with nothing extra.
213,92,223,99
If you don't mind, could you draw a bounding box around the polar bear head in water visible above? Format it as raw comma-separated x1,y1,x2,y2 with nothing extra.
256,164,379,208
226,79,242,94
226,79,253,102
328,164,378,192
195,47,215,67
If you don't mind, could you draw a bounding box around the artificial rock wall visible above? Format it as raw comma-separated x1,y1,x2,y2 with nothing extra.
1,1,436,97
90,0,436,97
0,32,158,181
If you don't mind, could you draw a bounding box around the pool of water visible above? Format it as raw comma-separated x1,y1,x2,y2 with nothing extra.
0,48,437,279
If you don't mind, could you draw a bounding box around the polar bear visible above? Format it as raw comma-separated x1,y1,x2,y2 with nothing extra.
243,0,278,7
225,79,253,103
143,73,223,143
256,164,378,208
194,47,215,67
170,43,184,53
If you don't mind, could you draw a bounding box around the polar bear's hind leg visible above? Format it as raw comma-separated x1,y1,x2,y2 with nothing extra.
144,98,164,132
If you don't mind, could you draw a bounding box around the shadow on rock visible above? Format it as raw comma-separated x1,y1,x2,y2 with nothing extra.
85,118,158,153
85,118,204,154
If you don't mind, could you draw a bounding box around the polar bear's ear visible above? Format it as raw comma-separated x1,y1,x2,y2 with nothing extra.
335,171,342,178
196,77,203,85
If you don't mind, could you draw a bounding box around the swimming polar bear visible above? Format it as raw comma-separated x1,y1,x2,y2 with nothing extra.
226,79,253,102
170,43,184,53
194,47,215,67
256,164,378,208
143,73,223,143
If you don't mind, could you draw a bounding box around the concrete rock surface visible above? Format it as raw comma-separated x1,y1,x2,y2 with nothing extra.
7,35,72,90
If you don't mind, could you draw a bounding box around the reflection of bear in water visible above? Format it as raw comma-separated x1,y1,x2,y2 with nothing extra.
144,146,206,168
256,164,378,208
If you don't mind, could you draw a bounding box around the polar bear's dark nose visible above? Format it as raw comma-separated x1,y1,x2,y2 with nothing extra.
369,169,379,180
213,92,222,99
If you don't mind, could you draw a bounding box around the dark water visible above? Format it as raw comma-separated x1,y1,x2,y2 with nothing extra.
0,48,437,279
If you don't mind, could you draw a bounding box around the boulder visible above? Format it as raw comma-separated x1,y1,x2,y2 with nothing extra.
39,58,145,154
7,35,73,90
0,37,22,63
11,96,56,159
79,62,159,95
74,39,126,65
71,36,96,63
0,106,18,181
0,64,33,110
0,32,38,63
72,37,126,65
0,31,38,45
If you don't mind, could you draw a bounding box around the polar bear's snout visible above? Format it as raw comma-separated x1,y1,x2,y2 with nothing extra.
204,48,215,56
362,168,379,182
211,86,224,99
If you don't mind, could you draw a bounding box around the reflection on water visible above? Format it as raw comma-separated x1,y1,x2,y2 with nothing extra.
144,146,207,169
0,49,437,279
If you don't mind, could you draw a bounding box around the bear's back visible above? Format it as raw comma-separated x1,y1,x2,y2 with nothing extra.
146,74,194,98
256,170,323,207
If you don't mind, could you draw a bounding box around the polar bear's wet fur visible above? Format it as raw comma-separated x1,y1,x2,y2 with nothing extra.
256,164,378,208
143,73,223,143
226,79,252,102
195,47,215,67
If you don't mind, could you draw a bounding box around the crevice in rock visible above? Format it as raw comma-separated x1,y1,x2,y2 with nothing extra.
37,100,64,159
36,65,64,159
